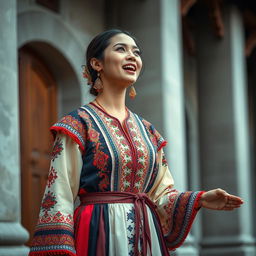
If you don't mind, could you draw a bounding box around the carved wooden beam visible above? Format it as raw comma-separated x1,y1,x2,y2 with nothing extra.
206,0,225,37
243,10,256,57
245,31,256,57
182,17,196,55
180,0,225,55
181,0,197,16
244,9,256,57
243,9,256,29
180,0,197,55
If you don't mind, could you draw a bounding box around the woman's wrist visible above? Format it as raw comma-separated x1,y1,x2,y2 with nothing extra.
195,191,206,210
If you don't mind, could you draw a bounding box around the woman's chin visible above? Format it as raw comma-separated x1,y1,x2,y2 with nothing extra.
123,76,138,86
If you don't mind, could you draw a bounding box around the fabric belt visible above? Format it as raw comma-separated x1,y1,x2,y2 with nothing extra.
79,191,169,256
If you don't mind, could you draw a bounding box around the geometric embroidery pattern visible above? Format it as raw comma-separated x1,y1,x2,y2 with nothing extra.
51,137,63,161
47,167,58,188
38,211,74,225
127,207,136,255
41,191,57,213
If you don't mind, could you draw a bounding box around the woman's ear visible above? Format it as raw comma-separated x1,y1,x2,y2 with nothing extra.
90,58,103,72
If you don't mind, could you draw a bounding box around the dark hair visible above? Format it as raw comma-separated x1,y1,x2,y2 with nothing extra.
86,29,140,96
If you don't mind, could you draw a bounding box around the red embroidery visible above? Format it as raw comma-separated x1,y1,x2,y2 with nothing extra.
78,109,90,122
60,115,86,143
47,167,58,188
165,191,204,250
31,210,76,255
42,191,57,213
79,108,111,191
89,105,155,193
88,127,100,143
162,152,168,167
29,250,76,256
51,137,63,161
141,119,167,151
31,211,75,254
53,211,73,224
98,172,110,191
93,150,109,170
31,233,74,247
78,188,87,196
38,211,74,225
123,115,151,193
161,189,179,234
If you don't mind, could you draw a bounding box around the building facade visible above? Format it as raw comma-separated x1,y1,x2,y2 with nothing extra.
0,0,255,255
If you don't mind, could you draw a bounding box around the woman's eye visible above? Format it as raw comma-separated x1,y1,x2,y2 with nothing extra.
116,47,125,52
134,50,141,57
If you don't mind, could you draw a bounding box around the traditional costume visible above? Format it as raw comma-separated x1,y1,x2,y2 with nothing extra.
29,102,203,256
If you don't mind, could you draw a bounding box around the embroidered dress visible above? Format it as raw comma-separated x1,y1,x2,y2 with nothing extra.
29,102,203,256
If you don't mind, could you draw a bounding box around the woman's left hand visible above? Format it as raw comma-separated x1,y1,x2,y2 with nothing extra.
199,188,244,211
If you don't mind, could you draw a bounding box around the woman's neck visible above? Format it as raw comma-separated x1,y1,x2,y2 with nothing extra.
95,85,127,113
95,94,127,126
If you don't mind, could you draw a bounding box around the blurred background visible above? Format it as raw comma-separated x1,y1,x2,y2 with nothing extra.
0,0,255,255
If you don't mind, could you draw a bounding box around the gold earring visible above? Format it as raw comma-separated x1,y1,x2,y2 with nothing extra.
129,85,136,99
93,72,103,92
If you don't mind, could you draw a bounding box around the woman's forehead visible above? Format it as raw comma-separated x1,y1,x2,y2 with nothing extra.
109,33,138,47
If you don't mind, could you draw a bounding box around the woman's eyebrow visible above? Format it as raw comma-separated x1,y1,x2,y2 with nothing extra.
113,43,139,49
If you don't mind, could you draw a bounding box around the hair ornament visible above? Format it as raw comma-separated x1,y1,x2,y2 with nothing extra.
82,65,93,85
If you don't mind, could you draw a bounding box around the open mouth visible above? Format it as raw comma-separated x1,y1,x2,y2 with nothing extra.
122,64,136,72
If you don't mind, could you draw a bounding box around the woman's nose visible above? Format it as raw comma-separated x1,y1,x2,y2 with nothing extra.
126,52,136,61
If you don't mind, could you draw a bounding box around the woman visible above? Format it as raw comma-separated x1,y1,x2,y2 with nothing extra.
29,29,243,256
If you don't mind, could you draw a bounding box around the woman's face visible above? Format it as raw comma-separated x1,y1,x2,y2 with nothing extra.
100,33,143,87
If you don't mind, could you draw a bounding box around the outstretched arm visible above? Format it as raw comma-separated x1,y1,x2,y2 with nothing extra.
198,188,244,211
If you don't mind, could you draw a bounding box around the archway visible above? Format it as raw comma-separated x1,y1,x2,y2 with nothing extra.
18,9,91,107
18,40,82,244
17,8,92,244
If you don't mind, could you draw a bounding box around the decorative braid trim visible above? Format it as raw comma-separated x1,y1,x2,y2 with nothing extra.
168,191,205,251
50,126,85,153
29,250,76,256
158,140,167,151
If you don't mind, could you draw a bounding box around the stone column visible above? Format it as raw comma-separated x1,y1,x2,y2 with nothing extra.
0,1,29,255
197,5,255,256
160,1,199,255
106,0,200,254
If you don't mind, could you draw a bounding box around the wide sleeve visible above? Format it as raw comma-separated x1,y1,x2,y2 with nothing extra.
147,148,204,251
29,133,83,256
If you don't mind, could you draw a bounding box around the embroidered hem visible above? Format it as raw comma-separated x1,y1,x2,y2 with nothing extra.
168,191,205,251
29,250,76,256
